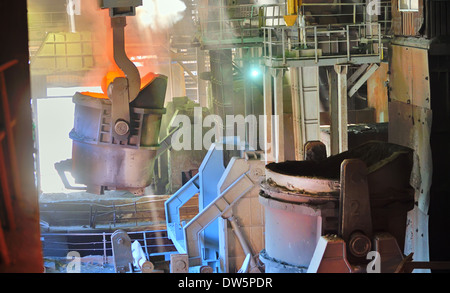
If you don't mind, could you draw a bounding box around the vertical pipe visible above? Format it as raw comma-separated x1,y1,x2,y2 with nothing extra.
353,4,356,24
298,68,307,152
263,67,274,163
67,0,76,33
346,25,350,61
273,69,284,162
338,65,348,153
282,28,286,65
228,216,261,273
263,27,267,59
290,68,302,160
378,23,382,58
269,28,273,60
143,231,149,259
103,232,107,264
314,26,318,63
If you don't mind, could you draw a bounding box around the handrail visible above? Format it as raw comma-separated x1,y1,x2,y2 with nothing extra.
194,1,391,50
262,22,382,65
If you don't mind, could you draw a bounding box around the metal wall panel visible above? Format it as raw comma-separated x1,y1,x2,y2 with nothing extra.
390,44,431,110
388,100,432,268
391,0,424,36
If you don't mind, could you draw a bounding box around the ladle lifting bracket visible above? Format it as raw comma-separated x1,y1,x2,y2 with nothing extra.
339,159,373,261
100,0,142,141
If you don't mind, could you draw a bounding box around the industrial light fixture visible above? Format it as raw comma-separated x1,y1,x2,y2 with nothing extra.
249,67,261,79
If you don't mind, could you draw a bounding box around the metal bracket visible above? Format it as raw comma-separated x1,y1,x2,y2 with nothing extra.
170,254,189,273
339,159,373,262
348,63,379,98
54,159,87,191
111,230,134,273
307,236,353,273
111,17,140,103
100,0,142,17
108,77,131,141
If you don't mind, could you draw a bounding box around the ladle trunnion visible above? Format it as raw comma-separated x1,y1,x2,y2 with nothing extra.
259,141,415,273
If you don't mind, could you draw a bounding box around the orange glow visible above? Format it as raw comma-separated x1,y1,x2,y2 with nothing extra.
80,91,109,99
140,72,158,88
81,71,159,99
102,70,124,94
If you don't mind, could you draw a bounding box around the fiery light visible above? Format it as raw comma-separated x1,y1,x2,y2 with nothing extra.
81,71,159,99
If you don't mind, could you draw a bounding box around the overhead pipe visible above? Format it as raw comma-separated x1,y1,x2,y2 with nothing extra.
227,215,262,273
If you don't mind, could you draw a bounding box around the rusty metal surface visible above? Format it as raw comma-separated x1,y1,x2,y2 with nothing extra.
263,141,415,249
304,140,327,161
373,233,404,273
367,62,389,122
306,235,353,273
388,100,432,213
339,159,373,261
389,44,431,110
391,0,424,37
388,99,432,266
264,164,340,195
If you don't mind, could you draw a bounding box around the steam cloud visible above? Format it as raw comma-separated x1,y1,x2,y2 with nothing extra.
136,0,187,31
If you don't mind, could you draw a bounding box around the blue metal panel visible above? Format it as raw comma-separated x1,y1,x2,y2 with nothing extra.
198,144,226,263
165,140,244,268
165,174,200,253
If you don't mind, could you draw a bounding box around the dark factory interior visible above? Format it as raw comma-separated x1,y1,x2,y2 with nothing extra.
0,0,450,276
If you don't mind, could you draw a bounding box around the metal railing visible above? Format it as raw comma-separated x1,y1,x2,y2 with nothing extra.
299,2,391,33
263,22,383,65
39,196,172,229
41,230,177,261
194,2,391,48
27,12,70,30
196,3,266,46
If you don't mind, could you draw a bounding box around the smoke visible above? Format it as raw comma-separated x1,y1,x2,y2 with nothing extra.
78,0,186,89
136,0,187,31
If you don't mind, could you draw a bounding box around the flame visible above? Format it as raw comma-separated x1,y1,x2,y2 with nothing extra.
81,71,159,99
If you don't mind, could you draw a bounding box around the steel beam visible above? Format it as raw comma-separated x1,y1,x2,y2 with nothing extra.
263,67,274,163
330,64,348,155
273,69,284,163
347,64,369,87
183,159,254,267
290,66,320,160
348,63,379,98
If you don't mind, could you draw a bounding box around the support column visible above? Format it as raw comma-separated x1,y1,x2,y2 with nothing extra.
273,68,284,163
263,67,274,163
330,64,348,155
196,48,208,107
291,66,320,160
